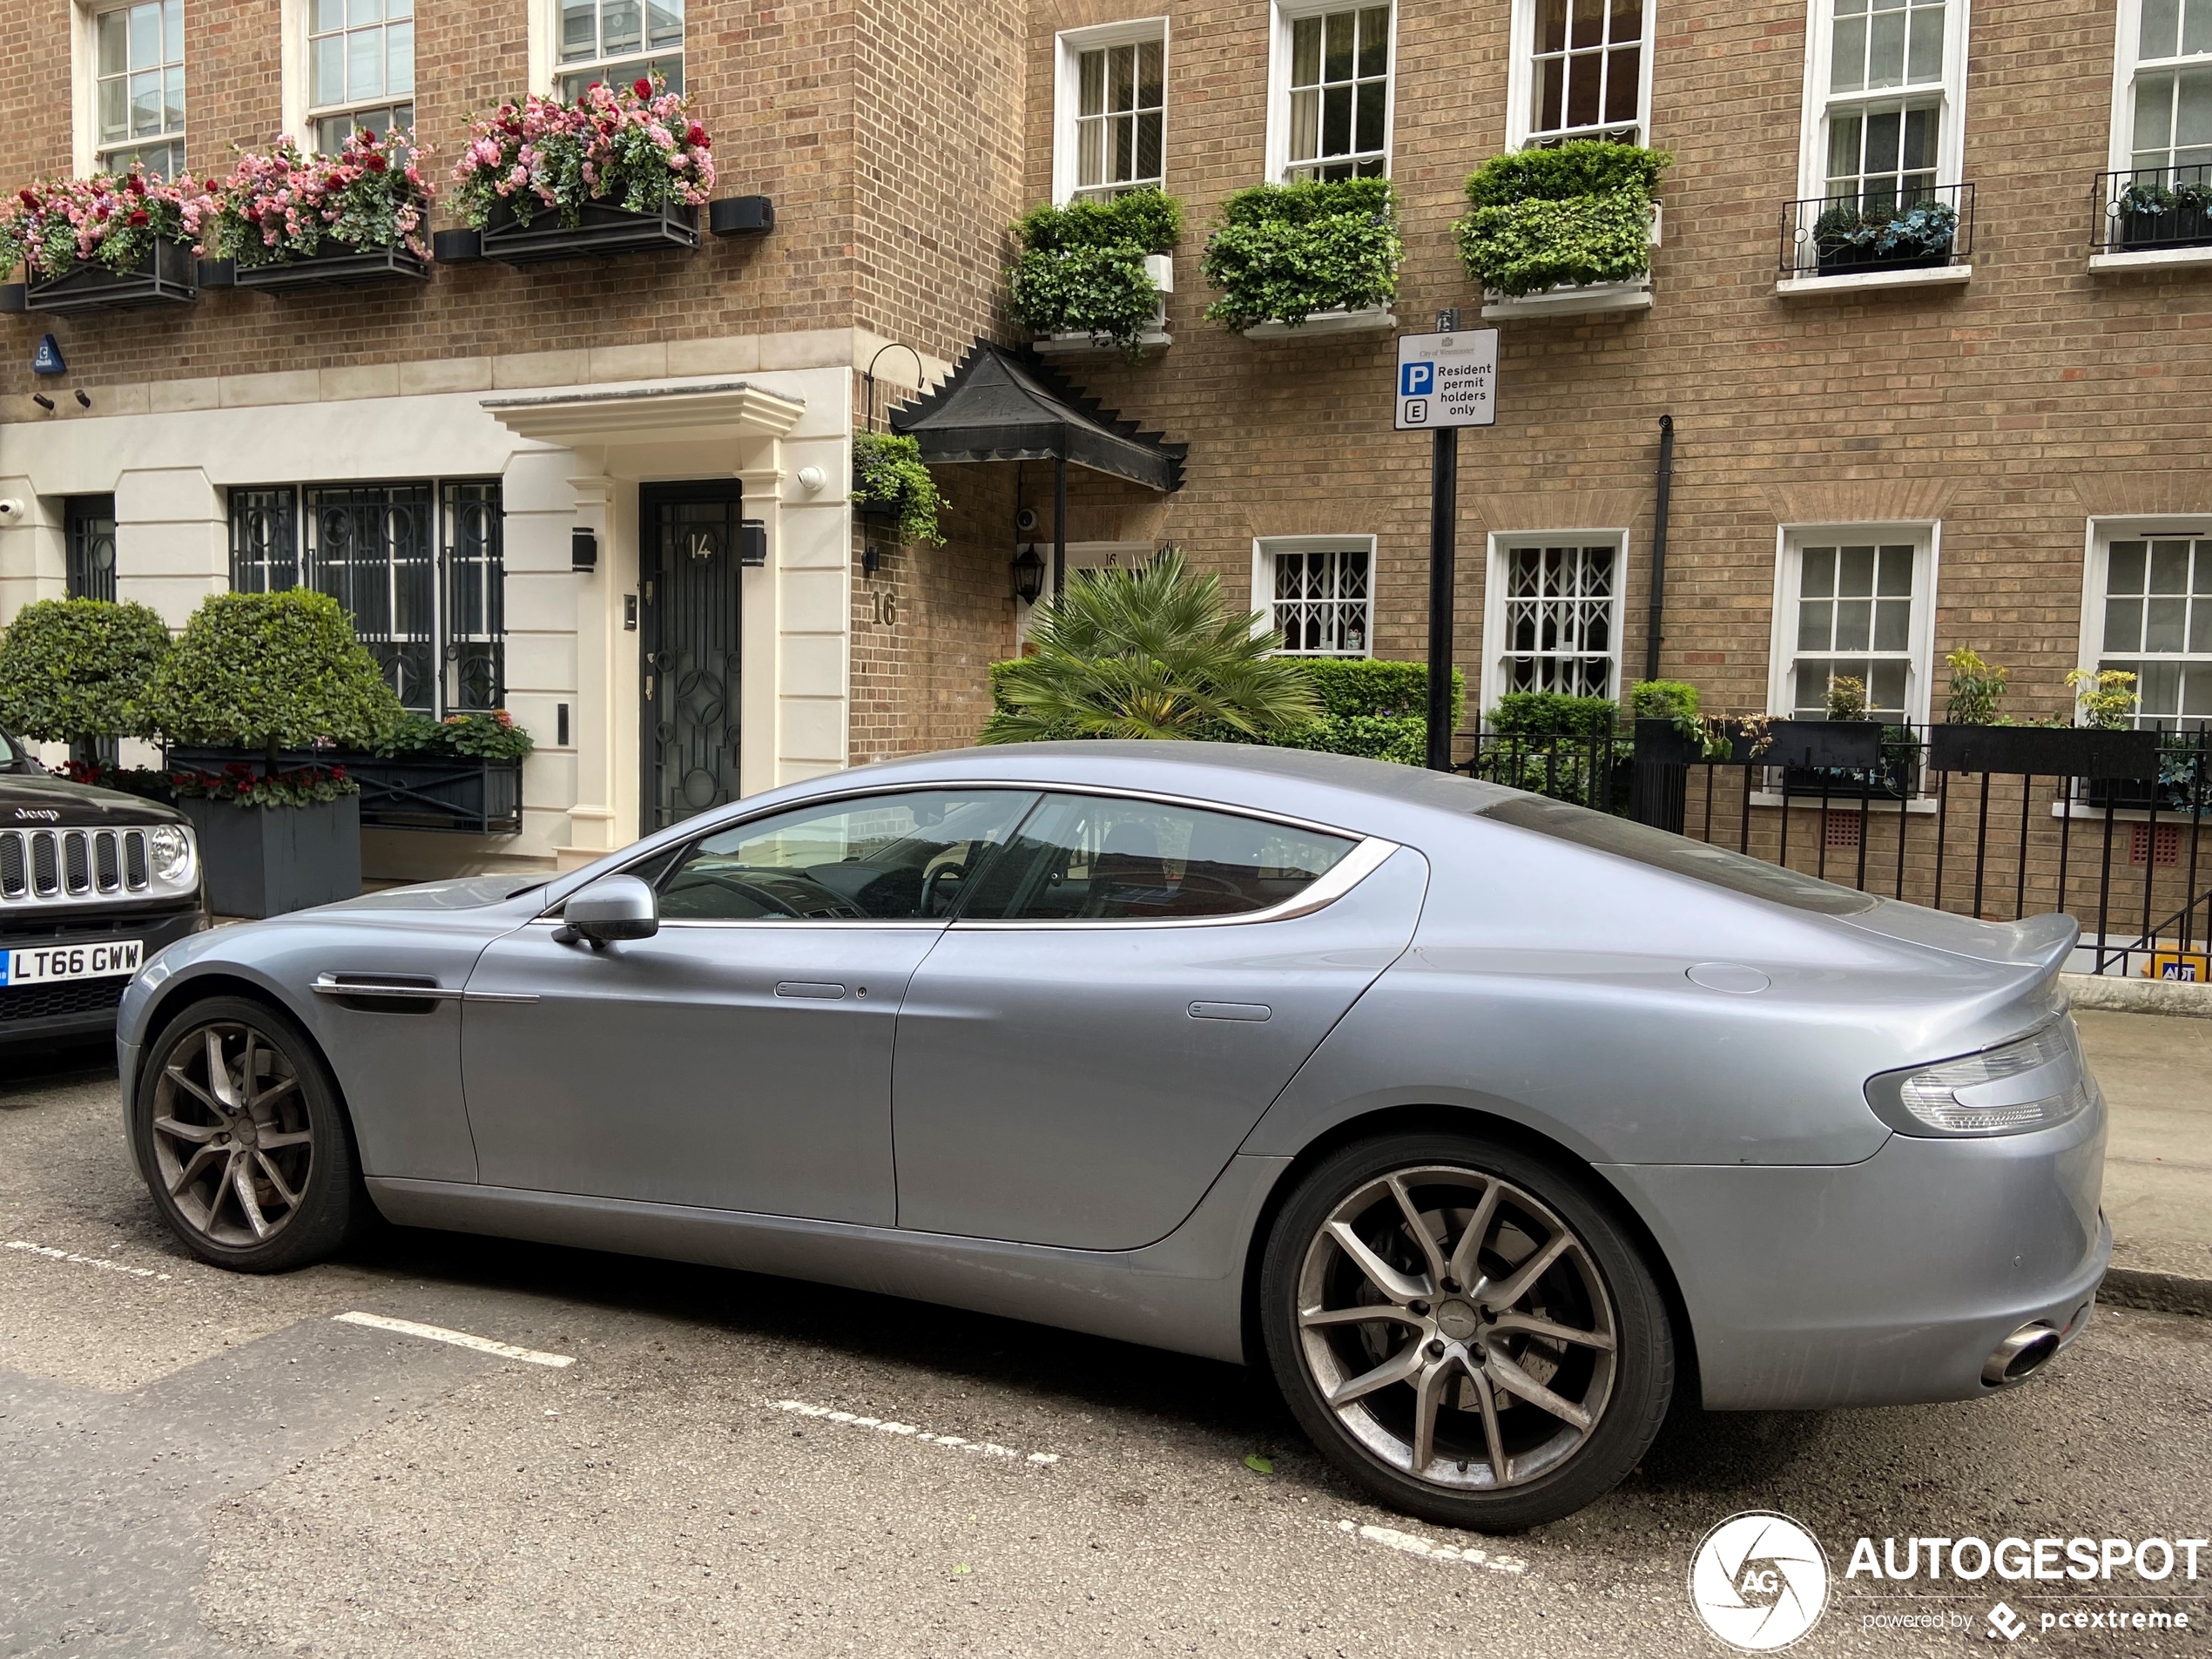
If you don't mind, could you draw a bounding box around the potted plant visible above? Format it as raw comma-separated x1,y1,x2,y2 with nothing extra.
141,591,404,917
359,710,533,833
0,597,172,770
852,430,948,546
1199,176,1401,336
1007,188,1183,360
200,128,432,289
2114,176,2212,253
1943,646,2009,725
451,75,715,264
1454,140,1669,311
1811,197,1958,276
1777,675,1918,799
0,164,212,311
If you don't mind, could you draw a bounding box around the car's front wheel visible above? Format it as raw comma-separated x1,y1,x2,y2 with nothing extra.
1260,1131,1673,1532
132,995,361,1272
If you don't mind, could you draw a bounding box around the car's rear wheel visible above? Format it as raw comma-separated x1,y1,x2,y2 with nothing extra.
1260,1131,1672,1532
133,995,361,1272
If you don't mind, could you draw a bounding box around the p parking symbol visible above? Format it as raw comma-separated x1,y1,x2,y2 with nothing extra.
1400,361,1434,396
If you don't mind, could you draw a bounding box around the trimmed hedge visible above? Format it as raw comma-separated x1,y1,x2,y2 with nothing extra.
1200,176,1402,333
1487,690,1618,738
1455,140,1669,298
0,597,172,746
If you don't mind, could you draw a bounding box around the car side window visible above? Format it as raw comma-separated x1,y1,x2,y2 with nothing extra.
0,730,15,771
956,792,1357,922
657,790,1037,921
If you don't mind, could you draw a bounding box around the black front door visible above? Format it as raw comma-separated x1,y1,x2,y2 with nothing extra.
641,483,745,834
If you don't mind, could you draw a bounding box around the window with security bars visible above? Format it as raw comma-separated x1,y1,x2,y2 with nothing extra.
226,481,505,717
1498,541,1618,698
1281,4,1392,181
1265,543,1372,657
2097,534,2212,730
309,0,414,154
1816,0,1952,211
1526,0,1648,145
1785,541,1918,721
2125,0,2212,176
64,496,118,603
94,0,185,180
557,0,684,100
1070,33,1165,201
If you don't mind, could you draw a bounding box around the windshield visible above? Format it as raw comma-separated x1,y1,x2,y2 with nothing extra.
0,730,14,770
1479,794,1879,915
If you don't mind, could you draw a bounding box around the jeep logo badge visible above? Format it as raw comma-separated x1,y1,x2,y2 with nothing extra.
11,808,60,822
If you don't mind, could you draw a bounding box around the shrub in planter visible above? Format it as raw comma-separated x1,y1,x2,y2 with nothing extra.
0,164,213,281
0,597,172,760
1811,198,1957,273
204,128,431,268
1006,188,1184,359
1199,176,1401,333
1943,646,2009,725
2067,667,2139,730
852,430,949,546
374,708,536,760
451,75,713,233
1454,141,1669,298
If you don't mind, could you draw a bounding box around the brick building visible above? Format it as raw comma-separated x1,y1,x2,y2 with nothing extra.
1,0,2206,877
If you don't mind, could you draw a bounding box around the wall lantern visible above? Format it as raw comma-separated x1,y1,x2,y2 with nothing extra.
1011,545,1047,605
739,518,767,568
571,528,597,572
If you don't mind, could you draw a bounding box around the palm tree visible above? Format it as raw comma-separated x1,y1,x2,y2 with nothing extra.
981,551,1322,743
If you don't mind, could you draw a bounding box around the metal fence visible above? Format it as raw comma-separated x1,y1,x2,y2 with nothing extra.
1458,718,2212,980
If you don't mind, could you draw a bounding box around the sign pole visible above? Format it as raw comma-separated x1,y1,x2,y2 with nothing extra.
1426,421,1458,772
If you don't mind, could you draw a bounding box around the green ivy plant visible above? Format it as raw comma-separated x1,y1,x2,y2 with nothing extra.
141,590,406,784
1455,141,1669,298
1199,176,1402,334
0,597,172,755
1006,189,1184,361
852,430,948,547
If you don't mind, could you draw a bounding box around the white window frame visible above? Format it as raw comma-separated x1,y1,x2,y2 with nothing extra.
72,0,185,179
1252,535,1377,658
1264,0,1397,184
1479,530,1630,710
530,0,685,104
1767,522,1941,726
2107,0,2212,173
2077,515,2212,730
1794,0,1971,205
280,0,413,153
1505,0,1657,152
1052,18,1170,206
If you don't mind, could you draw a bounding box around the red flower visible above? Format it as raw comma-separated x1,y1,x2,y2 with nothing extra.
17,188,37,209
363,152,388,172
685,123,707,147
633,78,652,98
125,172,146,196
126,208,149,226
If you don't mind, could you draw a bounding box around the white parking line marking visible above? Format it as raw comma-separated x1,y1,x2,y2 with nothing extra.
332,1311,576,1368
5,1238,172,1280
1338,1519,1528,1574
771,1398,1061,1465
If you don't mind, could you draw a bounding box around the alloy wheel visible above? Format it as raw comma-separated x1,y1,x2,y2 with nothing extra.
148,1021,315,1248
1294,1163,1619,1492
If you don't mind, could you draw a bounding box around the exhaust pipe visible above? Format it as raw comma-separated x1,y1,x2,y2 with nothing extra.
1983,1322,2061,1387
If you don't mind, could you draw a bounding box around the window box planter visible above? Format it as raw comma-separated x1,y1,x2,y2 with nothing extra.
1200,176,1401,339
1008,194,1182,360
479,196,698,266
170,745,523,834
1782,185,1973,284
177,792,361,919
1481,273,1651,320
1238,306,1396,339
2116,202,2212,252
24,235,197,313
205,237,432,292
1458,145,1668,323
1033,255,1174,355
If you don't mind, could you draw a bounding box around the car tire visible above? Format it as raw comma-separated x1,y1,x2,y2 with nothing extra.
1260,1130,1672,1533
132,995,363,1273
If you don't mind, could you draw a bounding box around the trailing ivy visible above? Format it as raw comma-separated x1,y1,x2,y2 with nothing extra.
1455,140,1669,298
1006,189,1184,361
852,430,949,547
1199,177,1402,333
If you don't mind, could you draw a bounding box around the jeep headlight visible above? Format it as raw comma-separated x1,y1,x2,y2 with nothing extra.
1865,1019,2096,1137
148,824,192,885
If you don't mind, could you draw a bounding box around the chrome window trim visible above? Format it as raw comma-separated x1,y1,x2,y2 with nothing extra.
949,832,1401,931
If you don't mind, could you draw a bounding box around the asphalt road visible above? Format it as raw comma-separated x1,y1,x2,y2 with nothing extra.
4,1040,2209,1658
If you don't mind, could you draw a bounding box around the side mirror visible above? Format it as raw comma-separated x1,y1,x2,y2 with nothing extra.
555,873,659,947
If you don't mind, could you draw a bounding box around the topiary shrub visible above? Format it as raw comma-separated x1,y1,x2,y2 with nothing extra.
141,590,405,781
1455,140,1669,298
1200,176,1402,333
1006,189,1184,360
853,430,949,547
0,597,172,757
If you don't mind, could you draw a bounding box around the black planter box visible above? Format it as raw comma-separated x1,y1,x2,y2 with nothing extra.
1815,241,1951,278
170,745,523,834
179,792,361,919
2117,205,2212,253
24,236,197,312
479,197,698,266
1929,724,2159,780
226,236,433,291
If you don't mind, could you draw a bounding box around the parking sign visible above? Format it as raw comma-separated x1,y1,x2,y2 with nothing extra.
1394,329,1499,430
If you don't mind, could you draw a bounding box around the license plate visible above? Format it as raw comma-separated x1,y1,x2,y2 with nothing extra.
0,940,144,987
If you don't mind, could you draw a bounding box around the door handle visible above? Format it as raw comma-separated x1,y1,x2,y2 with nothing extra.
775,981,847,1001
1190,1001,1271,1022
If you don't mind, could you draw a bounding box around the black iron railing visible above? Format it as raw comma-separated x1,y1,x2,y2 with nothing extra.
1460,725,1635,814
2093,164,2212,257
1780,182,1974,280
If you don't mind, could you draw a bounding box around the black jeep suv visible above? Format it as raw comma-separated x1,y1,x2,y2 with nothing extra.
0,727,209,1046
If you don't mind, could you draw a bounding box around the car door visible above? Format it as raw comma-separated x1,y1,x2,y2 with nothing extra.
891,790,1429,1250
460,787,1036,1223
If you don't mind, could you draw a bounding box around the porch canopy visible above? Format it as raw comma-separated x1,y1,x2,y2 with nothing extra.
890,340,1186,493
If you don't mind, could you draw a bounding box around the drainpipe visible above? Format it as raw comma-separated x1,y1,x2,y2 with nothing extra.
1643,414,1674,684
